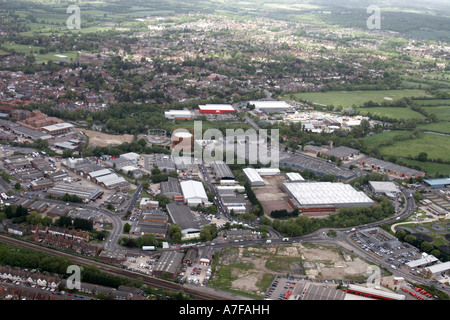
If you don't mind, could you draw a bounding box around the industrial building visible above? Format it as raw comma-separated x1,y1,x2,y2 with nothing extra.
406,253,439,269
198,104,235,114
152,251,185,278
211,160,235,181
248,100,293,114
47,183,103,202
166,203,208,238
278,152,357,181
424,261,450,278
346,284,406,300
255,168,281,176
368,181,401,199
180,180,208,206
423,178,450,189
358,227,402,249
285,172,305,182
360,157,425,179
164,110,194,120
322,146,360,161
40,123,74,136
283,182,374,214
243,168,265,186
160,177,183,201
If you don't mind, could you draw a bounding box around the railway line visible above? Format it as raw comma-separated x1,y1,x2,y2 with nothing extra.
0,234,228,300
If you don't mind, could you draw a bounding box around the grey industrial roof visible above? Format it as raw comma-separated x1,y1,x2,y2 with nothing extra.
152,251,185,275
166,203,208,232
363,157,424,176
160,177,182,195
212,160,235,180
279,152,357,180
322,146,359,159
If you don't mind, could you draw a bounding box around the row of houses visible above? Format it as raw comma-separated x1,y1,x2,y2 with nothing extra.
0,265,60,290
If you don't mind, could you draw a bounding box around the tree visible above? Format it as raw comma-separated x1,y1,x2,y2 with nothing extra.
123,223,131,233
26,211,42,225
417,152,428,162
200,224,218,241
168,224,182,242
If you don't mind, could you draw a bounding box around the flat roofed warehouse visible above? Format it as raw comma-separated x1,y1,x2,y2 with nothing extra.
166,203,208,235
47,183,103,201
279,152,357,181
249,100,293,113
211,160,234,180
152,251,185,278
322,146,359,160
368,181,400,198
283,182,374,212
179,180,208,206
198,104,235,114
423,178,450,189
243,168,265,186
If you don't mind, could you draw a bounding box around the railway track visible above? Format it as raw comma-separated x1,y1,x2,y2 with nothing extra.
0,234,227,300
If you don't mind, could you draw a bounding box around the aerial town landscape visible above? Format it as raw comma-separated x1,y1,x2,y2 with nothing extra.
0,0,449,311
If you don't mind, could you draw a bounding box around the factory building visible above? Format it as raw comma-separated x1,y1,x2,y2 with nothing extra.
40,123,74,136
243,168,265,186
283,182,374,214
164,110,194,120
198,104,235,114
180,180,208,207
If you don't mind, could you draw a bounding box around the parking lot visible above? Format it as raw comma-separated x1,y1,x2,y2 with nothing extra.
179,263,212,286
350,230,422,271
123,253,159,275
263,275,305,300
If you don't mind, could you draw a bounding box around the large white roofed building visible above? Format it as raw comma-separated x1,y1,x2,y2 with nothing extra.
198,104,235,114
180,180,208,206
249,100,293,113
283,182,374,214
243,168,265,186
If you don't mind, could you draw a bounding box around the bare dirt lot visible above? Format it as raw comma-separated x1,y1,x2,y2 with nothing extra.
212,242,372,297
78,129,135,147
253,175,293,215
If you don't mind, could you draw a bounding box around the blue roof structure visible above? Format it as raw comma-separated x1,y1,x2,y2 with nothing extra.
424,178,450,188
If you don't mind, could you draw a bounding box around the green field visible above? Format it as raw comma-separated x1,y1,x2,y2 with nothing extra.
379,133,450,162
421,106,450,121
417,122,450,134
362,130,413,147
286,89,428,108
397,158,450,177
355,106,425,120
2,43,79,62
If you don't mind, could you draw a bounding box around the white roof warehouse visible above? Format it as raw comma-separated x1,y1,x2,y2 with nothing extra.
283,182,374,214
180,180,208,206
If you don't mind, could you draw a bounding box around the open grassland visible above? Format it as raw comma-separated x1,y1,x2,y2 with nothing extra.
417,122,450,134
355,106,425,120
398,158,450,177
379,133,450,162
287,89,428,108
2,43,79,62
362,130,413,147
421,105,450,121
